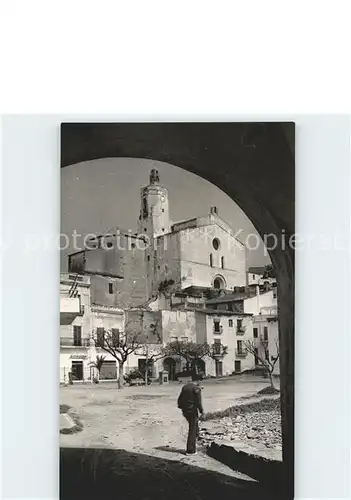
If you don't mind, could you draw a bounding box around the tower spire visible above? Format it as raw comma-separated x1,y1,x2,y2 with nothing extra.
149,168,160,184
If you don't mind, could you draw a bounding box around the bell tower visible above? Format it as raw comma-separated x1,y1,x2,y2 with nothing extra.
138,169,171,238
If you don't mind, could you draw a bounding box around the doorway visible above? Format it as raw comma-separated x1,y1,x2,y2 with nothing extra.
71,361,83,381
163,358,176,381
138,358,154,378
235,360,241,373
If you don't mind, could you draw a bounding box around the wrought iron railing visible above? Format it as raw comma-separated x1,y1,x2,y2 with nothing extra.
235,348,248,358
236,326,246,335
60,337,90,347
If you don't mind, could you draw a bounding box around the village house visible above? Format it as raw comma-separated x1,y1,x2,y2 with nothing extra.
60,273,124,383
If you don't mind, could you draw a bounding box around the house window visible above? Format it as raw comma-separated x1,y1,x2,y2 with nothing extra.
263,326,268,341
253,274,256,280
165,265,168,273
112,328,120,348
106,241,113,248
209,254,213,267
73,325,82,346
162,228,165,232
253,327,258,338
96,328,105,347
237,319,243,329
214,339,221,354
237,340,243,353
229,319,233,327
181,336,188,342
221,256,224,269
147,255,150,261
214,320,221,333
144,228,147,232
162,209,164,212
170,336,178,343
108,283,113,294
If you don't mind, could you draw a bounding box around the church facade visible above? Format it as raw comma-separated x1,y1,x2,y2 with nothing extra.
138,169,247,298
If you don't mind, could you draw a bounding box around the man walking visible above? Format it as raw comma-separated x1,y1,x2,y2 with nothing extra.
177,374,204,455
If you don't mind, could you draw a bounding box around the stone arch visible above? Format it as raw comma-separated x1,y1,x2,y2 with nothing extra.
61,122,294,496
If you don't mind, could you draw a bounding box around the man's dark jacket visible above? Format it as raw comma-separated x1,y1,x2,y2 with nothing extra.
177,382,204,414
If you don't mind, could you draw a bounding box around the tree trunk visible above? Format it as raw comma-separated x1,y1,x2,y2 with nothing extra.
117,362,124,389
191,360,198,375
145,348,149,386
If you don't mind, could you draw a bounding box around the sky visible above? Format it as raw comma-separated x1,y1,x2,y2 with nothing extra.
61,158,270,271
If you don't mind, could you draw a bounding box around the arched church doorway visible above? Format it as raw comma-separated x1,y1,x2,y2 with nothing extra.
163,357,177,381
195,359,206,377
213,276,225,290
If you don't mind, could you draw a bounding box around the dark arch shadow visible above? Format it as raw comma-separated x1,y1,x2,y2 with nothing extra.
60,446,281,500
60,122,294,498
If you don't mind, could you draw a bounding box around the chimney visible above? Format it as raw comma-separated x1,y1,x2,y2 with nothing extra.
210,206,218,215
256,285,260,314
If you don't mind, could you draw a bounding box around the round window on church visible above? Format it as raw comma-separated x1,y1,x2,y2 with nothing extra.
212,238,220,250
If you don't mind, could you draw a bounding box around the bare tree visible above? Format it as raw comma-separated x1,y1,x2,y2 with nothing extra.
163,340,211,376
95,327,147,389
96,309,165,388
244,337,280,388
134,315,165,385
89,354,106,381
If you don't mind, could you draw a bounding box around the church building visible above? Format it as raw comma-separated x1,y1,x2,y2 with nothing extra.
68,168,247,306
138,168,247,299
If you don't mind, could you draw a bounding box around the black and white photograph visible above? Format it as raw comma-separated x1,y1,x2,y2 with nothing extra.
59,123,295,499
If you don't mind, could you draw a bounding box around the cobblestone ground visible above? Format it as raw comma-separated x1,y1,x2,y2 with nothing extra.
60,376,281,499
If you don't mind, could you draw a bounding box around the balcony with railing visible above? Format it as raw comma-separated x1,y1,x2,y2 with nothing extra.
235,348,248,358
60,337,91,347
211,343,228,358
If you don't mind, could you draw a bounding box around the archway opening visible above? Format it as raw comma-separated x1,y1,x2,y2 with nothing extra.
60,122,294,498
163,357,177,381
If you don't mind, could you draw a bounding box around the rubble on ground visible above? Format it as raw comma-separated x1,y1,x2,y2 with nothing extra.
199,398,282,451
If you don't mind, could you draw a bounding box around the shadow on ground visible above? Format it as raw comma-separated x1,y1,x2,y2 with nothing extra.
154,445,187,455
60,447,280,500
